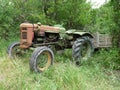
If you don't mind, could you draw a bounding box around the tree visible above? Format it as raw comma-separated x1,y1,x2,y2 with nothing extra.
85,2,115,33
0,0,92,40
53,0,92,29
110,0,120,46
0,0,15,40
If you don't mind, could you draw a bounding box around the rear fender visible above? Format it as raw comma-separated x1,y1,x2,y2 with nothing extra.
72,32,94,38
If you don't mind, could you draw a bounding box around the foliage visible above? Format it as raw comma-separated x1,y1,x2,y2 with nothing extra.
0,0,17,40
110,0,120,28
48,0,92,29
12,0,47,23
0,0,92,40
110,0,120,46
0,1,120,89
91,49,120,70
84,2,116,34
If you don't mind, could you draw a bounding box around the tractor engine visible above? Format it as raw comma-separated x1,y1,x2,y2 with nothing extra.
20,23,61,48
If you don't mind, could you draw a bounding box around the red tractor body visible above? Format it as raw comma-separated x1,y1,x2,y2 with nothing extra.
20,23,60,48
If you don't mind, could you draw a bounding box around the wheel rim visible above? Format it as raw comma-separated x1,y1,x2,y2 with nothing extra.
11,45,27,58
11,45,21,58
37,51,51,72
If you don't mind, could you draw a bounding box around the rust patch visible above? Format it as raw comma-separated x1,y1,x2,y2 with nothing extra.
40,25,60,33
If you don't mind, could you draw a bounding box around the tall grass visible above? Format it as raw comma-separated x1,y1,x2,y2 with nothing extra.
0,39,119,90
0,44,120,90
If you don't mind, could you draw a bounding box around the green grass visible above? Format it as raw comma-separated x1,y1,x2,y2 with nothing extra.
0,50,120,90
0,40,120,90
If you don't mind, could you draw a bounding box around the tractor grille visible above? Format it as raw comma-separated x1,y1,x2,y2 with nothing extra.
22,27,27,30
22,32,27,39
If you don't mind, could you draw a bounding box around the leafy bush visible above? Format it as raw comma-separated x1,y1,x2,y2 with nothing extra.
90,48,120,70
84,3,115,34
0,0,92,40
0,0,16,40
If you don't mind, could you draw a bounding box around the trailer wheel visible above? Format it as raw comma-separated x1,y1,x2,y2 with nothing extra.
72,37,93,66
7,42,22,58
30,46,54,73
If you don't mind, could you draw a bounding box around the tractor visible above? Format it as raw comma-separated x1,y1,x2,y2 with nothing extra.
7,22,94,73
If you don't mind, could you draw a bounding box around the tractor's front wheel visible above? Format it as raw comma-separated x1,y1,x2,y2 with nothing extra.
7,42,22,58
72,37,93,66
30,46,54,73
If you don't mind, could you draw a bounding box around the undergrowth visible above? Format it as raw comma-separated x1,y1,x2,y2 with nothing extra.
0,53,120,90
0,40,120,90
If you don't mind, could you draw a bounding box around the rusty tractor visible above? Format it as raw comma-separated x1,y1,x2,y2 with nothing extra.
7,22,95,73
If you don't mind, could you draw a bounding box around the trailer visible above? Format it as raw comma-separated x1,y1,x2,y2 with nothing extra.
93,32,112,48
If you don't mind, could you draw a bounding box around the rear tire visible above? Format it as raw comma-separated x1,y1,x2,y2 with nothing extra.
30,46,54,73
72,37,93,66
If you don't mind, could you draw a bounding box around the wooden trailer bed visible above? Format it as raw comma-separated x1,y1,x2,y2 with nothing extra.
93,32,112,48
